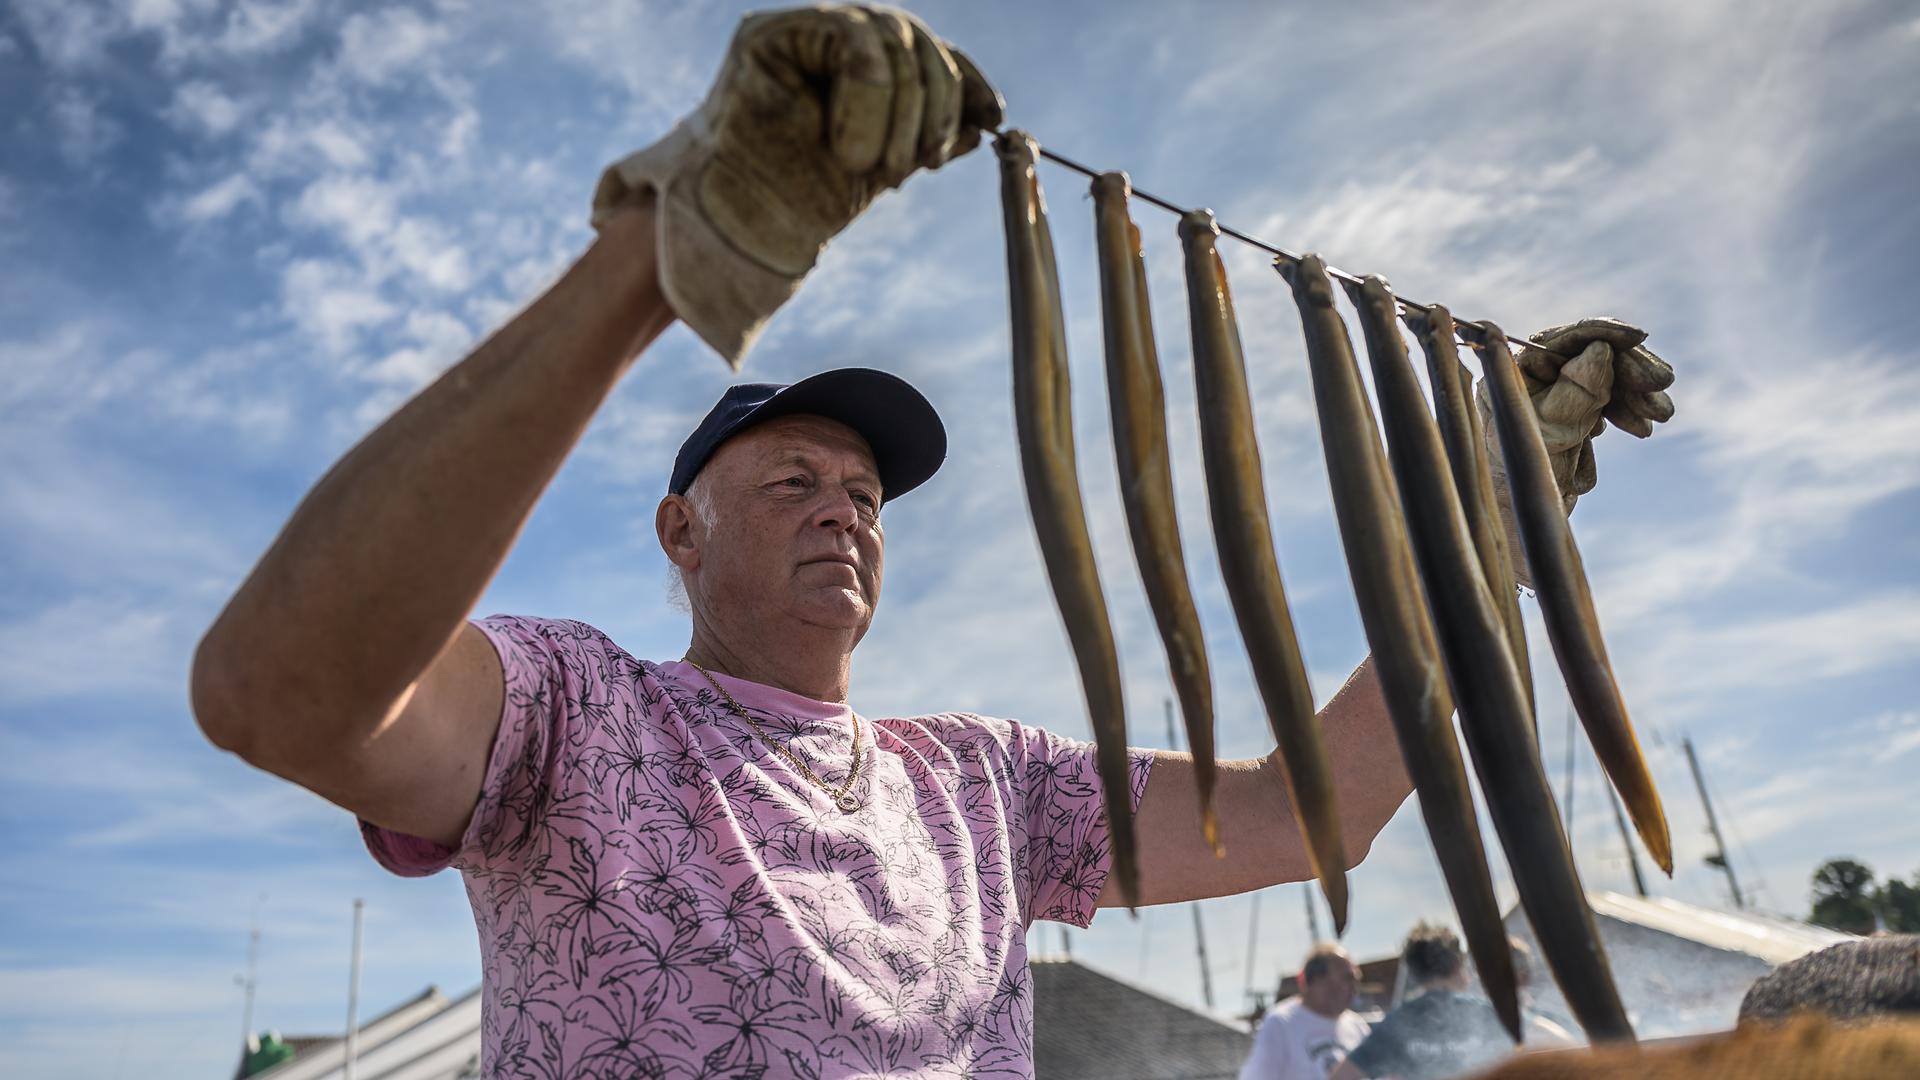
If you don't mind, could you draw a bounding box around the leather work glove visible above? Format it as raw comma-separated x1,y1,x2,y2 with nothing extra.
1478,317,1676,587
593,4,1004,367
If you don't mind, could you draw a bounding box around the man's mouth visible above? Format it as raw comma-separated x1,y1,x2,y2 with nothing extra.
801,554,859,570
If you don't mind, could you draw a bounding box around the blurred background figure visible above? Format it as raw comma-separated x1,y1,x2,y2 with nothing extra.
1509,936,1578,1049
1330,922,1513,1080
1241,943,1373,1079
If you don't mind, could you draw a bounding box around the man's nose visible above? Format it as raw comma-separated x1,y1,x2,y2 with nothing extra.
809,487,860,532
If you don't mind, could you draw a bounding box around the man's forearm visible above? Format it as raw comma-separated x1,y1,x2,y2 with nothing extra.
1309,657,1414,864
193,205,674,757
1104,657,1412,907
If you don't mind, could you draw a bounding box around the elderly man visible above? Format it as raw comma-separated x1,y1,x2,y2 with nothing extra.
191,6,1659,1078
1242,944,1373,1079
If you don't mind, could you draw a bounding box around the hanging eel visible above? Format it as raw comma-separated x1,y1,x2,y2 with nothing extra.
1472,320,1674,879
1405,304,1536,723
1091,172,1222,855
1178,210,1349,931
994,131,1140,908
1340,273,1629,1043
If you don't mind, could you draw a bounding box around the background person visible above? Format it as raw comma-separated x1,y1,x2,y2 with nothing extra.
1240,943,1373,1079
1509,936,1578,1049
1330,923,1514,1080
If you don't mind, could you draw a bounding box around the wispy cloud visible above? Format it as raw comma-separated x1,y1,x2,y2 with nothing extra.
48,85,121,165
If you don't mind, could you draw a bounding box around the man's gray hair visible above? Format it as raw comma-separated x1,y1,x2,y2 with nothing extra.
1302,943,1353,984
665,471,719,614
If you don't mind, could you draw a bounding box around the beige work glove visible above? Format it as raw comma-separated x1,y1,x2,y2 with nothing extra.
1478,317,1676,587
592,4,1004,367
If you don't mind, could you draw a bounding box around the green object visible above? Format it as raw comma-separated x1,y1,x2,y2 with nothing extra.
242,1032,295,1077
1810,858,1879,935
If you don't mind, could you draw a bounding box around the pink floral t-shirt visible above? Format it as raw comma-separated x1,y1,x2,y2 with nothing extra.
361,616,1153,1079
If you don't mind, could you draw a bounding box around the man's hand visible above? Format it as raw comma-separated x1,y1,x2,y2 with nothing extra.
594,4,1004,367
1478,318,1676,586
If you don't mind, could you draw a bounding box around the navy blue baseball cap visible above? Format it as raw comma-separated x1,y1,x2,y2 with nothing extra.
668,368,947,502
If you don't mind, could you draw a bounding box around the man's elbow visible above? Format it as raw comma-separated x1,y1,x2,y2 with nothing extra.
1340,800,1406,871
1341,828,1378,872
190,630,259,760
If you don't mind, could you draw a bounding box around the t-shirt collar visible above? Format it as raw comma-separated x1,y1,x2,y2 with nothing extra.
658,659,856,724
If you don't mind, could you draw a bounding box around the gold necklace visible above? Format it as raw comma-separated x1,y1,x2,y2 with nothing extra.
688,662,864,812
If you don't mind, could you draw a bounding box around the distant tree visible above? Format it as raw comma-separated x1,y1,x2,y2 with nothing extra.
1810,858,1878,934
1876,873,1920,934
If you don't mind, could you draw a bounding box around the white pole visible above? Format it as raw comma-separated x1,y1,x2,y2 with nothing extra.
241,923,259,1047
237,894,264,1062
345,899,364,1080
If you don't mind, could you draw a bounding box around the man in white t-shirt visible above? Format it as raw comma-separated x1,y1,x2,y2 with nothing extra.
1242,944,1373,1079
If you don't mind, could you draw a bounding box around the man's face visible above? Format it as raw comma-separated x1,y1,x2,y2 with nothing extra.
1304,960,1360,1015
677,414,886,640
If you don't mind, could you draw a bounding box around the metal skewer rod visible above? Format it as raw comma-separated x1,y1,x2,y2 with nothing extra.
1009,134,1543,355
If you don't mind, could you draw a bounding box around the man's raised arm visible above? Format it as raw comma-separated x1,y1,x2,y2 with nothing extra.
191,206,676,848
191,5,1004,851
1102,658,1410,908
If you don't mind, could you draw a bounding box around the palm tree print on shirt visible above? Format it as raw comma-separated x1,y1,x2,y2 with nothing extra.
360,615,1153,1079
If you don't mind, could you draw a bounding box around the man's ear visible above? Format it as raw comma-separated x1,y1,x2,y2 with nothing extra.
656,495,699,571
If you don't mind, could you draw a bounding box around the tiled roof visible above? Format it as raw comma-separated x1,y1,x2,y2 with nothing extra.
1033,958,1252,1079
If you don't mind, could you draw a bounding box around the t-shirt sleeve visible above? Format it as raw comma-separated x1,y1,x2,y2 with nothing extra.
1012,722,1154,928
358,615,593,877
1344,1016,1407,1079
1236,1013,1281,1080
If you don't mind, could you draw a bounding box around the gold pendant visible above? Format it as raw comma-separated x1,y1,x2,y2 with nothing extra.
835,792,859,812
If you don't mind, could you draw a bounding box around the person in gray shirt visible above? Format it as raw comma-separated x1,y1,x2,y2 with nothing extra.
1331,923,1515,1080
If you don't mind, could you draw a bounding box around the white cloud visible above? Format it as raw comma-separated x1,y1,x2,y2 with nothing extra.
166,79,246,136
172,171,262,223
0,324,151,421
287,171,474,294
290,172,399,249
1594,351,1920,623
385,216,472,291
529,0,709,115
0,599,180,705
0,323,293,444
251,115,372,175
337,6,450,84
49,86,122,166
1625,592,1920,718
212,0,321,56
362,308,473,392
280,257,400,353
1871,710,1920,759
0,964,233,1017
9,0,117,69
439,96,479,160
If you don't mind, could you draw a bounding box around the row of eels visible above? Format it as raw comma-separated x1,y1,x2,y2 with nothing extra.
992,130,1677,1045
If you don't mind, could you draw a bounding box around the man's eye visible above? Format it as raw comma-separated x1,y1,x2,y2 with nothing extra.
781,476,807,488
852,491,877,508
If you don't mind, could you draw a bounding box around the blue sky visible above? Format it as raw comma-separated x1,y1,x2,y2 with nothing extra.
3,0,1918,1075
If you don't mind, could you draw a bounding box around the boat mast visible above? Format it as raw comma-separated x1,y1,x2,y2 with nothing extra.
1682,735,1744,909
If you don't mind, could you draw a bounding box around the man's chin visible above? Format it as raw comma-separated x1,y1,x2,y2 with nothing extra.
792,588,873,632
